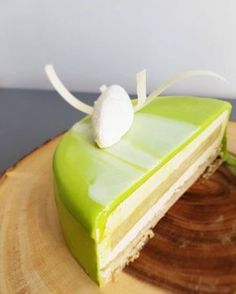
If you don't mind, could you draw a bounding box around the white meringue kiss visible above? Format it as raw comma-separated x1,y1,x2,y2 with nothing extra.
92,85,134,148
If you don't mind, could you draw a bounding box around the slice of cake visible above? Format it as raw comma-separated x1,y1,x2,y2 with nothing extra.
53,96,231,285
45,65,232,286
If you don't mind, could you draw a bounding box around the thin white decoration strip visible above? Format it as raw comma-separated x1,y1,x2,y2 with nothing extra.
45,64,93,115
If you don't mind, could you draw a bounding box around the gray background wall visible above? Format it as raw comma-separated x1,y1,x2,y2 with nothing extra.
1,0,236,98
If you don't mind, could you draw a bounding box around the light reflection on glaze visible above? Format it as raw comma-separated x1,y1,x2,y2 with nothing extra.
87,114,197,206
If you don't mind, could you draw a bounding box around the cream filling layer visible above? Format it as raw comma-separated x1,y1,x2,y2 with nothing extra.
98,111,228,269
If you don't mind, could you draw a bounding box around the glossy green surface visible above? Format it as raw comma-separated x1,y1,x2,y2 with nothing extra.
55,184,99,283
53,96,231,241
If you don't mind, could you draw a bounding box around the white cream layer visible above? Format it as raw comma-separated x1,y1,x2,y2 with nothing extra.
98,111,228,269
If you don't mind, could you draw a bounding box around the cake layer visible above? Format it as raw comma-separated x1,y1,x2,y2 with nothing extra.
97,111,227,269
53,96,231,242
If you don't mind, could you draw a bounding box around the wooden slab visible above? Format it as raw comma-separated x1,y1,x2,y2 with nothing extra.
0,122,235,294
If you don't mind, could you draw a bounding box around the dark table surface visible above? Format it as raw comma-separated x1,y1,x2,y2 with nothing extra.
0,88,235,174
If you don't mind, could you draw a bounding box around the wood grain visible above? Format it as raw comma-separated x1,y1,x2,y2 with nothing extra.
0,122,235,294
127,122,236,293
